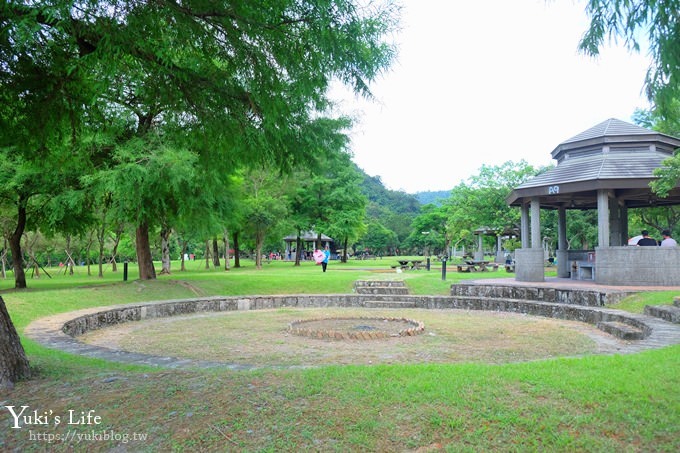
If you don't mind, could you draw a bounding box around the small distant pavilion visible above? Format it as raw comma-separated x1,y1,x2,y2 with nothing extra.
506,118,680,286
283,231,334,260
472,226,520,263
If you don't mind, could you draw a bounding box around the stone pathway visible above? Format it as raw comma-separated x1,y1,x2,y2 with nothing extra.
24,305,258,370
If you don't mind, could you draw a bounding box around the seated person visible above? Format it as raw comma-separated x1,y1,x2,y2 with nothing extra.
637,230,658,246
660,230,678,247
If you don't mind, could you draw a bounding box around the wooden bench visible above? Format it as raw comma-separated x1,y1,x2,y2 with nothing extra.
457,265,471,273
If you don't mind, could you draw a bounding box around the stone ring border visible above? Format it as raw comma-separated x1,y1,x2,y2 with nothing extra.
23,294,680,370
288,316,425,340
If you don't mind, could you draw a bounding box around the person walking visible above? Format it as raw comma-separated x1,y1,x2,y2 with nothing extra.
321,246,330,272
660,230,678,247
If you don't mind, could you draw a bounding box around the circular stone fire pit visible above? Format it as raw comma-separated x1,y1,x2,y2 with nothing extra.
288,316,425,340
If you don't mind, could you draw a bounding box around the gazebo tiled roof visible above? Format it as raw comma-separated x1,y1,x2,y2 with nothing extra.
283,231,333,242
559,118,654,146
507,118,680,209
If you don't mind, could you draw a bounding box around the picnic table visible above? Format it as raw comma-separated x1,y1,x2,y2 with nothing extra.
395,260,424,270
457,260,499,272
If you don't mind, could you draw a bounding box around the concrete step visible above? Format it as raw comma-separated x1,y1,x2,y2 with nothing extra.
355,287,410,295
354,280,409,295
363,300,417,309
596,321,646,340
644,305,680,323
355,280,407,288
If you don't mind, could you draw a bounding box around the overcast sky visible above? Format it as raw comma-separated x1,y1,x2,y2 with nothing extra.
330,0,652,193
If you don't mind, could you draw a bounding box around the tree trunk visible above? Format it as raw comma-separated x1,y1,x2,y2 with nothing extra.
294,235,302,266
96,219,106,278
223,229,230,271
255,230,264,269
85,230,95,277
205,240,211,269
232,231,241,268
110,226,123,272
1,238,7,279
179,238,188,272
9,200,27,289
212,237,220,267
342,237,349,263
0,296,31,389
65,235,75,276
135,222,156,280
159,228,172,275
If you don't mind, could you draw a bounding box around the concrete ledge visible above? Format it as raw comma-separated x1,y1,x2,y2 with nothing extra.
23,293,680,370
597,321,646,340
450,283,633,306
596,246,680,286
644,305,680,323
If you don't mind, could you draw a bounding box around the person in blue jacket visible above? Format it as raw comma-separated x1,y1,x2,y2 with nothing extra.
321,246,330,272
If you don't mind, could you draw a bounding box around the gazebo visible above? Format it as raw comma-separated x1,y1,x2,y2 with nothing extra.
506,118,680,286
283,231,334,260
472,226,520,263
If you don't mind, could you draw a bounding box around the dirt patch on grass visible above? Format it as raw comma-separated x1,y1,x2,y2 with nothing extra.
79,308,627,366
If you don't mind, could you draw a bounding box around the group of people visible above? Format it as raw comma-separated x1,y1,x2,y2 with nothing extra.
636,230,678,247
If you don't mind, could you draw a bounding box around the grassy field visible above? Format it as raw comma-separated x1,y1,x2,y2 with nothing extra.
1,257,679,452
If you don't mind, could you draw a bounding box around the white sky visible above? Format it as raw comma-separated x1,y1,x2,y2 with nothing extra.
330,0,652,193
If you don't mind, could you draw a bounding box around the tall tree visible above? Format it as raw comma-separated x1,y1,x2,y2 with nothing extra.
4,0,399,280
242,168,289,269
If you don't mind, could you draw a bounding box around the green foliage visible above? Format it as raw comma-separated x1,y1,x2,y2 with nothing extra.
444,160,539,251
404,204,448,256
633,101,680,208
579,0,680,117
359,221,397,254
2,0,400,283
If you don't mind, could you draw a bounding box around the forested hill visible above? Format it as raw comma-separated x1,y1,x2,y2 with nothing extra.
414,190,451,205
358,171,420,215
356,165,451,210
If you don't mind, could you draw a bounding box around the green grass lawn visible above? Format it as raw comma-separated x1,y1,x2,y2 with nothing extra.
1,258,679,452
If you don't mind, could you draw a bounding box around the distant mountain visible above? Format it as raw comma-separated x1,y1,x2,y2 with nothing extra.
358,171,421,216
414,190,451,206
354,166,421,243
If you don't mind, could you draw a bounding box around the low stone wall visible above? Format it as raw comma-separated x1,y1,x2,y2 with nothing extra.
450,284,634,307
596,246,680,286
62,292,650,340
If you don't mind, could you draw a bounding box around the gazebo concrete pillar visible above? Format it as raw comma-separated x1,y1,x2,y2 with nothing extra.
609,197,625,246
531,197,541,249
556,206,570,278
516,197,544,282
495,234,503,263
520,202,530,248
474,233,484,261
620,205,629,245
597,190,610,248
